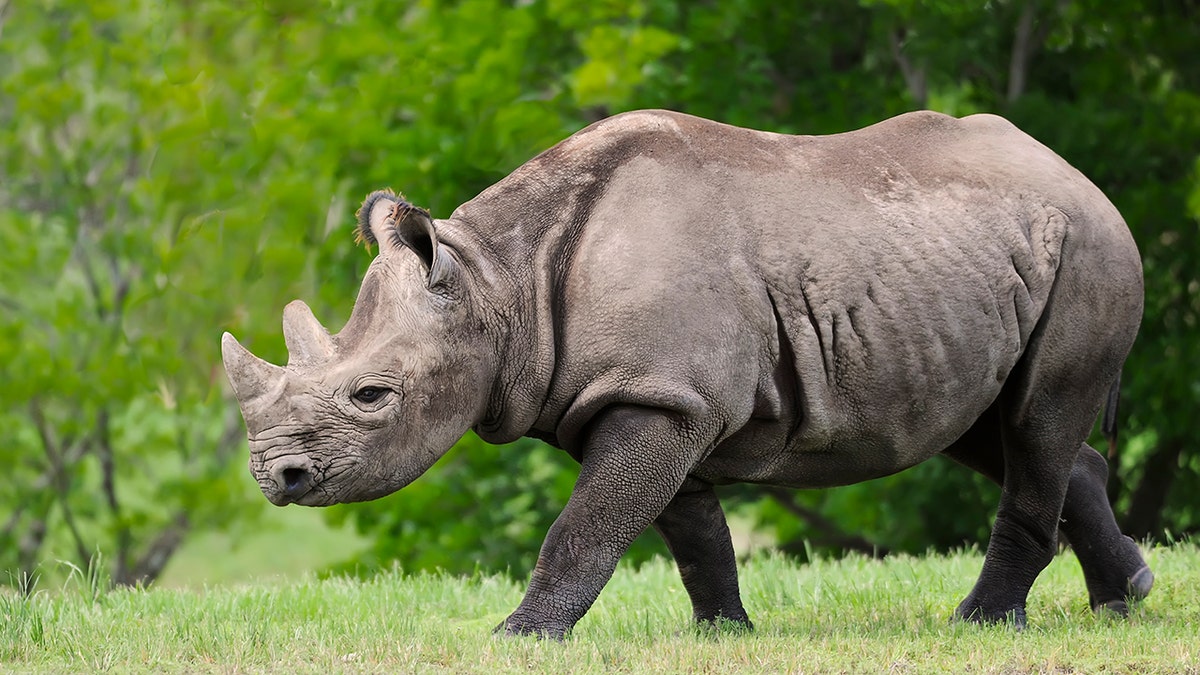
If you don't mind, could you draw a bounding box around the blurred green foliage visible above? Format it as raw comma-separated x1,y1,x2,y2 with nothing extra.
1,0,1197,584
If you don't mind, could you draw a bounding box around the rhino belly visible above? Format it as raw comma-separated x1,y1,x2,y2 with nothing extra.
693,410,978,489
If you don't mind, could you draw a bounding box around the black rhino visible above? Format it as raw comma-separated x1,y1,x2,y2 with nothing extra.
222,109,1151,637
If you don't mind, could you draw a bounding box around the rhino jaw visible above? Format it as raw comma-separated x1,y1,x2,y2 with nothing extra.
221,332,286,430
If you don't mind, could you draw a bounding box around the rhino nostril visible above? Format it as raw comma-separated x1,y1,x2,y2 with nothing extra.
267,458,314,499
281,467,308,493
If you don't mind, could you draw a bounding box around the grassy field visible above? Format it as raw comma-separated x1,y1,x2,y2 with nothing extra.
3,544,1197,674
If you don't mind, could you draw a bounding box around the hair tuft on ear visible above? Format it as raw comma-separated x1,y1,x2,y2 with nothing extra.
354,189,401,248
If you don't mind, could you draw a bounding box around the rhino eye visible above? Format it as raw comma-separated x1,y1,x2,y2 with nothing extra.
353,386,388,404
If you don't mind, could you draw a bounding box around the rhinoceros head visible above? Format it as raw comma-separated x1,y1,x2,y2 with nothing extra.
221,191,494,506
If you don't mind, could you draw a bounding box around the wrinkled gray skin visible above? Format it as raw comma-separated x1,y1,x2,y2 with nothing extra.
223,110,1152,638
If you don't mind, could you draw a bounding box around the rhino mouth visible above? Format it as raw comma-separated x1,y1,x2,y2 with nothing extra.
285,489,327,507
263,480,327,507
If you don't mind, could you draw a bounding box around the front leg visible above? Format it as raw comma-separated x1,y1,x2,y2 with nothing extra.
499,405,716,638
653,479,752,628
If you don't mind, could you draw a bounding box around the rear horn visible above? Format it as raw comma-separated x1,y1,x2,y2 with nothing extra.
282,300,336,365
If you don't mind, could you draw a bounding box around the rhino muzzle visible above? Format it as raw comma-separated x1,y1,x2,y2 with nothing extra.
223,300,343,505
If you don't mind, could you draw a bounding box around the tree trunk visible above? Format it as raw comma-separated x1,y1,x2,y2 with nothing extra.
888,28,927,107
114,512,191,587
763,487,888,558
1121,437,1185,539
1006,0,1068,105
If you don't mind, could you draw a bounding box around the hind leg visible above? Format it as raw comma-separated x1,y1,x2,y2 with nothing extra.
949,212,1147,626
652,478,752,628
1057,445,1153,613
949,405,1078,625
943,410,1152,617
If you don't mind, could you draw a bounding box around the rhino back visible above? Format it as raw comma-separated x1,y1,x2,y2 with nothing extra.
457,110,1139,486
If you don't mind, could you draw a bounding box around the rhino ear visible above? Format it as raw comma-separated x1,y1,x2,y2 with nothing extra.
390,202,455,289
355,190,454,289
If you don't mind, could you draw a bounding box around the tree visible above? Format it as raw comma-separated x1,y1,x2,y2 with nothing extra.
0,0,371,586
3,0,1196,587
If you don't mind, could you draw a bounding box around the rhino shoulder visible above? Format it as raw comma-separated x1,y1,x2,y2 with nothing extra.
586,108,691,135
546,109,697,163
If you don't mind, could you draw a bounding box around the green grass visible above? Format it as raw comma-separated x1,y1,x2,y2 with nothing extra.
3,544,1197,673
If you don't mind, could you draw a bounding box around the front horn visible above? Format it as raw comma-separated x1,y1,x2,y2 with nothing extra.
221,332,286,410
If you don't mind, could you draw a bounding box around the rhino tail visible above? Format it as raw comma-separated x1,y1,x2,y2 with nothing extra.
1102,370,1122,460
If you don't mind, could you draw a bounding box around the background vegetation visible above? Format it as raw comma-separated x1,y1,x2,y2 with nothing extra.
1,0,1197,586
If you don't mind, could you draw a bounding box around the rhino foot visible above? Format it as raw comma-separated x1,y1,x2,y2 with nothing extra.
1129,565,1155,599
952,602,1027,630
694,614,754,634
1090,564,1154,616
493,615,570,641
